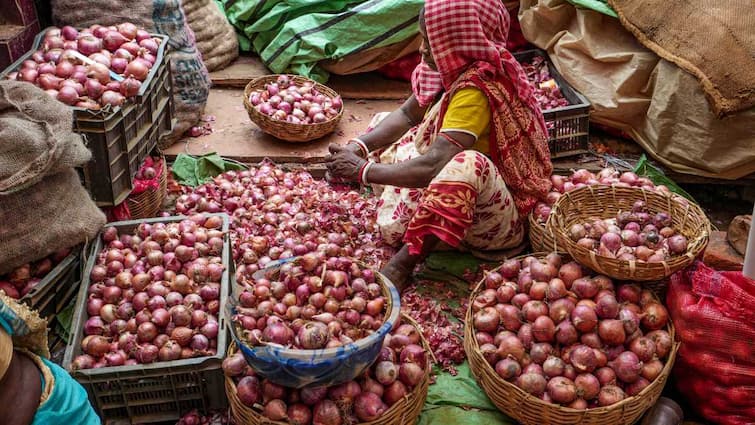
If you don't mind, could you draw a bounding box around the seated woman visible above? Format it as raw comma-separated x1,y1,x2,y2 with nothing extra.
0,292,100,425
326,0,553,291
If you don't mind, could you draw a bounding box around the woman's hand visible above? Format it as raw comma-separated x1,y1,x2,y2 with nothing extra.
325,144,367,183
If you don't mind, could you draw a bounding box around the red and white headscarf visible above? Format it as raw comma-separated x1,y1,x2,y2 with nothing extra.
411,0,539,118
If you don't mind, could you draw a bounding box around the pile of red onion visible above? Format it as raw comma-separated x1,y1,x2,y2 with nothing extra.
234,254,388,349
224,320,428,424
568,202,688,262
520,55,570,111
176,409,230,425
5,23,159,108
134,155,159,182
70,215,225,370
0,247,73,299
172,161,392,278
472,253,672,408
532,168,689,224
248,75,343,125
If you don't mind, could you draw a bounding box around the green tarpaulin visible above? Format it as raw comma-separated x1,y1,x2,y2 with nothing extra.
217,0,423,82
419,363,515,425
566,0,618,17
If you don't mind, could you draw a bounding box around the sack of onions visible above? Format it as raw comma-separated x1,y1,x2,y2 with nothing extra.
4,24,165,109
67,214,229,371
528,168,688,252
0,247,75,300
230,254,401,388
464,253,678,425
224,314,430,425
548,185,710,281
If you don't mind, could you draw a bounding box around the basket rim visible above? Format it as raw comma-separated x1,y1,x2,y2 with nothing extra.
546,185,710,280
243,74,344,129
464,251,681,419
230,259,400,360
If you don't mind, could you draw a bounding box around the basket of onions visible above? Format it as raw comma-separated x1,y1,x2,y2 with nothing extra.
547,185,710,281
244,74,344,142
229,254,401,389
464,252,679,425
224,313,430,425
62,214,231,421
529,168,687,254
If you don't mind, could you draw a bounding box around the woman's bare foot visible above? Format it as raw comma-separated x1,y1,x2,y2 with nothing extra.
380,245,418,293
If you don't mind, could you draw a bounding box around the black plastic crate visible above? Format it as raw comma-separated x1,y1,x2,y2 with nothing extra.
1,28,175,206
20,246,82,322
514,49,591,158
63,214,231,424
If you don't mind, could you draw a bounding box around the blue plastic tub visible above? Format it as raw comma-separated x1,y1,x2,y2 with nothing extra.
229,264,401,388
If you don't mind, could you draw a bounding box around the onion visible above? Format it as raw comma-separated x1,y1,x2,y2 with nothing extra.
558,262,583,288
126,60,150,81
354,392,387,422
598,319,626,346
497,334,525,361
646,330,672,359
495,358,522,380
78,36,102,55
313,399,341,425
597,385,626,406
641,359,664,381
237,376,261,406
641,302,669,331
575,373,600,400
543,356,565,378
522,300,548,322
608,351,643,383
516,373,547,396
571,305,598,333
629,336,656,362
399,362,424,387
595,294,619,319
626,377,651,396
547,376,577,404
529,342,553,365
549,298,575,324
555,320,578,346
570,345,597,373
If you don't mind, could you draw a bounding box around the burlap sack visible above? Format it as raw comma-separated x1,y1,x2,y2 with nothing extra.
0,81,91,193
0,169,106,275
51,0,212,145
182,0,239,72
0,81,106,274
519,0,755,180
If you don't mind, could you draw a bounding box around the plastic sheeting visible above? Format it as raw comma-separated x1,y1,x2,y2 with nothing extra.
519,0,755,179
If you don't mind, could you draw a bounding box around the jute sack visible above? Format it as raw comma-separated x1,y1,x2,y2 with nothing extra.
0,81,90,193
51,0,212,145
0,81,106,274
182,0,238,72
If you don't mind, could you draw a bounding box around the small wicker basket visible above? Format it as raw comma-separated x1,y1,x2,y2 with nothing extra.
464,252,680,425
226,314,431,425
548,185,710,281
243,74,343,142
125,155,167,219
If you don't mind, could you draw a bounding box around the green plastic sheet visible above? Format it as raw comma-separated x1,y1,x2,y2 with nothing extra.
565,0,618,17
171,153,246,187
217,0,423,82
418,362,515,425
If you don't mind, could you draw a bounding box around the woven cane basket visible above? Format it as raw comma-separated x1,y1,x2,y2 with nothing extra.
464,252,680,425
243,75,343,142
529,213,559,253
226,313,431,425
547,185,710,282
125,156,167,219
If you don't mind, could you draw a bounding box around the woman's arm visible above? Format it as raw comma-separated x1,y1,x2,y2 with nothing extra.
331,95,428,157
327,131,476,188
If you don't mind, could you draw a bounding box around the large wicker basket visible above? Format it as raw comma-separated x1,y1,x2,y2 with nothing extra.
547,185,710,281
529,213,559,253
125,155,167,219
226,314,431,425
243,74,343,143
464,252,680,425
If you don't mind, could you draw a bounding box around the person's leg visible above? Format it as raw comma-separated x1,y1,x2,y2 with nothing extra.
380,234,439,292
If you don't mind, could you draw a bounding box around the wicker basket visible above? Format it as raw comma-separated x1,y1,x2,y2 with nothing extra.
226,314,431,425
243,74,343,142
529,213,559,253
125,156,167,219
547,185,710,281
464,252,680,425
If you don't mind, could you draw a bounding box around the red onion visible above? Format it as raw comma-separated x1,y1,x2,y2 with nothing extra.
570,345,597,373
516,373,547,396
354,392,387,422
496,334,525,362
237,376,261,407
646,330,672,359
608,351,643,383
555,320,578,346
529,342,553,365
598,385,626,406
547,376,577,404
641,359,664,381
641,303,669,331
495,357,522,380
575,373,600,400
571,305,598,333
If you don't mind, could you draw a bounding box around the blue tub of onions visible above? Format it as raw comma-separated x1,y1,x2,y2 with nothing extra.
227,254,401,388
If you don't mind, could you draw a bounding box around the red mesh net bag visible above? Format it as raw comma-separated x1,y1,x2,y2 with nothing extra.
667,261,755,425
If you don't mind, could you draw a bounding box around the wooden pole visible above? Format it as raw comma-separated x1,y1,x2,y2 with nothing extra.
743,202,755,279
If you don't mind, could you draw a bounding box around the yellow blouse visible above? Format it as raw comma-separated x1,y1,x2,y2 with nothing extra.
440,87,491,154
